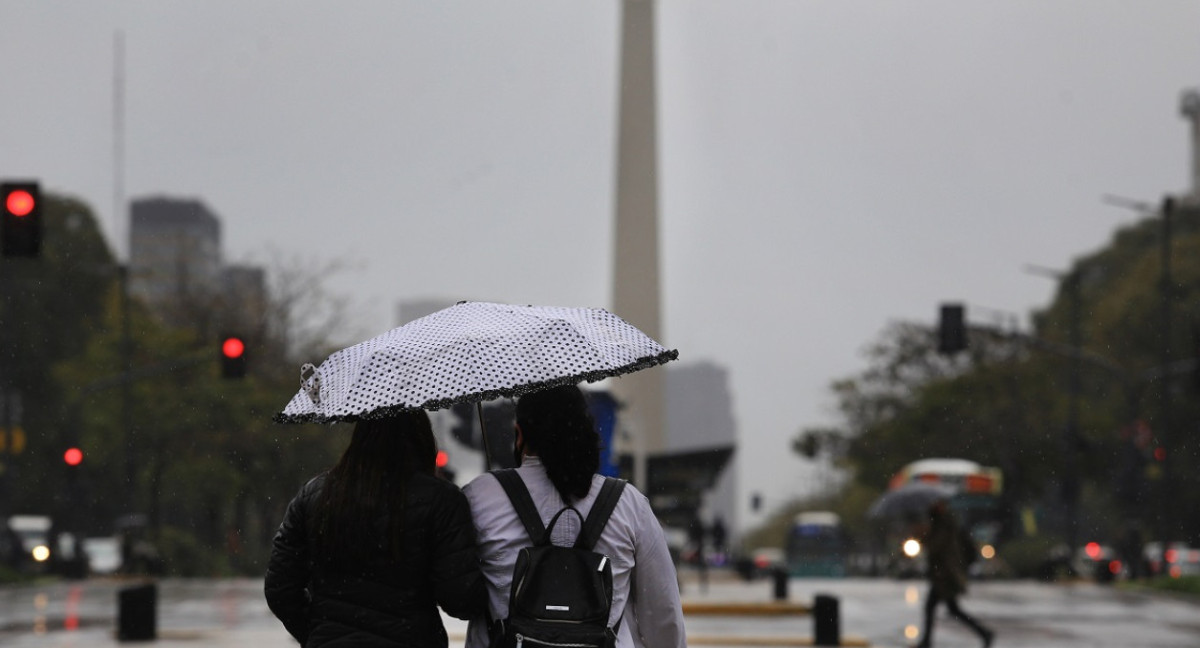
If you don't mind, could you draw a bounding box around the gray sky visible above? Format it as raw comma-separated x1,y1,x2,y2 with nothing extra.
3,1,1198,531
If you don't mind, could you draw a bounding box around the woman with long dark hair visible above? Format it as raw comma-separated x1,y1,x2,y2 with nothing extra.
462,385,686,648
266,410,484,647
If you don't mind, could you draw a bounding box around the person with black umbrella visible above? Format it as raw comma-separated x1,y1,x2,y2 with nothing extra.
915,500,994,648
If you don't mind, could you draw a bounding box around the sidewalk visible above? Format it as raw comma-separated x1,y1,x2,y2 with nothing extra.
3,571,863,648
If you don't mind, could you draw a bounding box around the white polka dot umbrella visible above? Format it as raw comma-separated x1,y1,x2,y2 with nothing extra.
274,301,678,424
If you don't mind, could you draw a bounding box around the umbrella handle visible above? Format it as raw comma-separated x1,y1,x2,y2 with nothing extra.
477,401,492,471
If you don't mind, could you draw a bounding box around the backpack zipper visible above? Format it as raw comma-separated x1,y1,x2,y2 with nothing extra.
515,633,600,648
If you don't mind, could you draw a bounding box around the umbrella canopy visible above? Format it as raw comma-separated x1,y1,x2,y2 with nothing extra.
866,482,957,519
274,301,678,424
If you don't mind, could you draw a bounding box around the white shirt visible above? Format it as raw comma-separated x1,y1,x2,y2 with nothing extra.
463,457,687,648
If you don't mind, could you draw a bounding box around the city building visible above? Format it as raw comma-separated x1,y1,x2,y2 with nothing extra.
221,264,269,336
128,197,223,326
665,361,738,533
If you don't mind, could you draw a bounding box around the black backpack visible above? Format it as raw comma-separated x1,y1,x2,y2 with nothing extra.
489,470,627,648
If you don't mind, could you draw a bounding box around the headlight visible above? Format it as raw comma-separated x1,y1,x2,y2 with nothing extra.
31,545,51,562
903,539,922,558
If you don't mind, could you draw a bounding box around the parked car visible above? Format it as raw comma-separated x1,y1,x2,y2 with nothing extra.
1144,542,1200,578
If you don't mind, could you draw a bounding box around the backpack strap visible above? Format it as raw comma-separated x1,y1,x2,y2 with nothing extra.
493,469,547,544
575,478,628,551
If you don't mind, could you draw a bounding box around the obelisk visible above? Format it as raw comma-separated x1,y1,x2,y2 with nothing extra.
612,0,664,492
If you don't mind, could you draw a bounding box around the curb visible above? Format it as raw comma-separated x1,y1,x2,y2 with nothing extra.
682,601,812,616
686,634,871,646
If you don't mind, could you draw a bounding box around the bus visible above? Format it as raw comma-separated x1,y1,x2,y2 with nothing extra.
885,458,1004,576
784,511,847,577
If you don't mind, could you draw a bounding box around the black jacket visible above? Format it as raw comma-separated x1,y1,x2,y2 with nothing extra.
265,472,485,647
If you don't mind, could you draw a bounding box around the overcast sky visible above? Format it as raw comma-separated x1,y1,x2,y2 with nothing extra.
3,1,1198,531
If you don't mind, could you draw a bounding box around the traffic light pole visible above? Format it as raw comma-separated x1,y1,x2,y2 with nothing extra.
120,265,136,493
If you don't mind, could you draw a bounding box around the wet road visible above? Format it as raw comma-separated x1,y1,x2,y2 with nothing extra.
2,574,1198,647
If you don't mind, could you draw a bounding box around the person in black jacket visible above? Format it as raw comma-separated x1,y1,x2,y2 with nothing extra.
265,410,485,647
915,501,994,648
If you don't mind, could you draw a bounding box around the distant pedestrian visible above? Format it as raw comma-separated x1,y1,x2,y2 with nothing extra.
688,511,710,593
265,411,485,647
1118,521,1147,580
915,500,994,648
711,514,728,558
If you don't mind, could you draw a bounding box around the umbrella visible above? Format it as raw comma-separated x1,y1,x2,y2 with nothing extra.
273,301,678,425
866,482,957,519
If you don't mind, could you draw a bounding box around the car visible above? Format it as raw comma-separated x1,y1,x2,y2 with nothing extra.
6,515,54,570
1144,542,1200,578
82,536,122,575
1072,542,1123,582
733,547,784,580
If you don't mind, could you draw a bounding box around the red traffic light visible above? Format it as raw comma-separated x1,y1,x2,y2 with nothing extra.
222,337,245,359
5,189,34,217
220,334,248,379
1,181,41,257
436,450,449,468
64,447,83,466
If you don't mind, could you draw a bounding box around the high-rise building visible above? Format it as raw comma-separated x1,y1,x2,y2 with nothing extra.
128,197,223,324
221,264,268,334
665,361,738,530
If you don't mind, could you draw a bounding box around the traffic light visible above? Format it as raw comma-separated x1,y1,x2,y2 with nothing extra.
937,303,967,354
64,447,83,467
2,181,42,257
220,335,247,379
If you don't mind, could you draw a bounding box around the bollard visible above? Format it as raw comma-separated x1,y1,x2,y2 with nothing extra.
813,593,840,646
117,582,157,641
771,567,789,601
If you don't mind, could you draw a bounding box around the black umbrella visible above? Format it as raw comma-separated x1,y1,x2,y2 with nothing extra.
866,482,956,519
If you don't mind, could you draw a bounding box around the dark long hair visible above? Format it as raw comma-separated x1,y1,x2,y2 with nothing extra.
313,410,437,567
516,385,600,503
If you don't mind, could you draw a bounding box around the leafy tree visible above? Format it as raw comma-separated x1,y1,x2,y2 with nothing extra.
805,202,1200,547
0,195,115,519
0,192,355,576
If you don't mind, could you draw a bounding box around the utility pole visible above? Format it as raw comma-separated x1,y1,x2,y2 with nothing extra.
1157,196,1175,542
